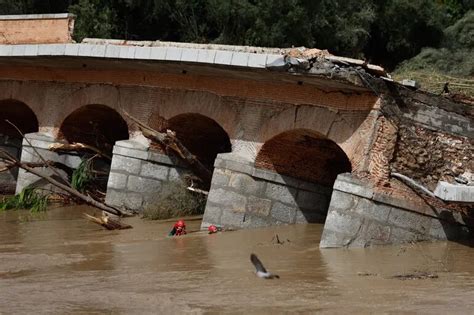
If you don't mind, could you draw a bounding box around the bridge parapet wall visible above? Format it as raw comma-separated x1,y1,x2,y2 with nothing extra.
201,153,332,229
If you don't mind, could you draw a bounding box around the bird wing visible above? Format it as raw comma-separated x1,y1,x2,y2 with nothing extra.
250,253,267,273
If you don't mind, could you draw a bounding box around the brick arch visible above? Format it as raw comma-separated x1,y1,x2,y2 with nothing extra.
151,90,238,140
255,129,351,187
0,99,39,137
59,104,129,154
165,113,232,169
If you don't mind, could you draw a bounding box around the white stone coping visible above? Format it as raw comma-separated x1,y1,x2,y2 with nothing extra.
0,13,75,20
0,42,282,69
434,181,474,203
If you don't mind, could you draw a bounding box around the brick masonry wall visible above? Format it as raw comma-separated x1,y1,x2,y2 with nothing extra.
320,173,471,248
0,15,74,44
105,140,191,211
201,153,332,229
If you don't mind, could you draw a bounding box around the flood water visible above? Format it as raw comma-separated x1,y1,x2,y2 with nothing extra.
1,206,474,314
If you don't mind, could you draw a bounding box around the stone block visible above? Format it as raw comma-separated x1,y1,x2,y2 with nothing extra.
328,190,356,211
148,152,178,166
110,156,141,174
113,146,148,160
265,182,297,206
387,208,431,235
207,188,246,213
389,227,425,244
106,189,143,210
321,210,363,235
434,181,474,202
229,173,261,194
211,169,230,187
140,162,169,180
88,44,107,57
224,160,254,176
64,44,79,56
333,176,373,199
296,190,328,211
24,44,39,56
252,168,277,182
201,203,223,226
168,168,187,181
107,172,127,190
119,46,136,59
271,202,296,223
127,175,162,193
221,208,245,228
361,221,391,245
354,198,391,223
246,196,272,217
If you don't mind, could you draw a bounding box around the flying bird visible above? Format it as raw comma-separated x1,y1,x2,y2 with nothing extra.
250,253,280,279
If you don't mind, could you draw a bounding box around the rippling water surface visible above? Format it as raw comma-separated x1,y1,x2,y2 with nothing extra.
1,205,474,314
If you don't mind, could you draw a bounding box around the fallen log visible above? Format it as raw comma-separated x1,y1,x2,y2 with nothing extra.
49,142,112,161
84,213,132,230
0,148,132,217
123,111,213,186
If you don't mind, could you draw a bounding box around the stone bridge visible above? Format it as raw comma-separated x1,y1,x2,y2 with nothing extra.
0,14,472,247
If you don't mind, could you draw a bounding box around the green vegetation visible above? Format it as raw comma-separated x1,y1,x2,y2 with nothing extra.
394,10,474,97
71,159,95,192
0,187,48,212
142,181,206,220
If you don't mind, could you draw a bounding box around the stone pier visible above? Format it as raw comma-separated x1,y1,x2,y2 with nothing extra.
0,135,22,193
201,153,332,229
15,132,81,193
105,140,191,211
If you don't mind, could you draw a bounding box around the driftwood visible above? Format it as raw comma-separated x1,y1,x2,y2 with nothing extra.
83,213,132,230
49,142,112,161
123,111,213,186
0,148,131,217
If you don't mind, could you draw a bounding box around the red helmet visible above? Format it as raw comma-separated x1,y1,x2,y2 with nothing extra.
208,225,218,233
175,220,186,228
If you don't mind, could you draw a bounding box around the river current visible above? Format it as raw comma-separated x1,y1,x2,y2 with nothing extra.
1,205,474,314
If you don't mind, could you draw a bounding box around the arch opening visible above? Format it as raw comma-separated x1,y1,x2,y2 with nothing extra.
59,104,129,154
59,104,129,199
165,113,232,172
256,129,351,186
0,99,39,193
255,129,351,221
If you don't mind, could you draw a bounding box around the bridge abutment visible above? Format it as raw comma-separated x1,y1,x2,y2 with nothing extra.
201,153,332,229
319,173,471,248
0,135,22,194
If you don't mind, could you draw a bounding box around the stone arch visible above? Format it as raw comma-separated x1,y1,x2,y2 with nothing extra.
255,129,352,187
0,99,39,193
165,113,232,169
59,104,129,154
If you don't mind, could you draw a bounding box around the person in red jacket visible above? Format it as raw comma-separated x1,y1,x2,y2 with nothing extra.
169,220,186,236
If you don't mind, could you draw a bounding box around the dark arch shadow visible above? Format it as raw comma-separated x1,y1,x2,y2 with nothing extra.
165,113,232,173
0,99,39,193
59,104,129,154
255,129,352,222
59,105,129,198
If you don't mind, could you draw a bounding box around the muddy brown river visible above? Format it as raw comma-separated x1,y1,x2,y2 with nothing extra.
1,205,474,314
